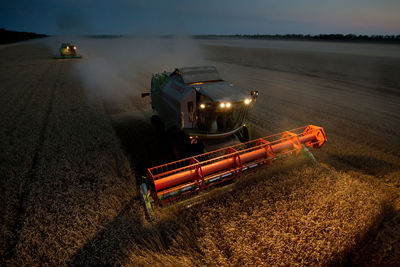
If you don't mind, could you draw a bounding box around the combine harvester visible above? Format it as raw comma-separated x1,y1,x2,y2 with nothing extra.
140,66,327,220
55,43,82,59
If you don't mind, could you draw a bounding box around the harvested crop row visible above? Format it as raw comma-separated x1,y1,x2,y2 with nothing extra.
0,45,61,258
1,46,136,265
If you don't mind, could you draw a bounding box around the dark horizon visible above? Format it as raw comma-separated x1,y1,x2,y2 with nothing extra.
1,1,399,36
2,27,400,45
2,27,400,39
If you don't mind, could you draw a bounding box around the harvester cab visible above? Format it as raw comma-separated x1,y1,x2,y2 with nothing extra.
56,43,82,59
148,66,258,148
140,66,327,221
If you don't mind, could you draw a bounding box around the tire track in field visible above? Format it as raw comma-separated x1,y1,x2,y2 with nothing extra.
0,55,56,258
0,63,54,134
3,61,64,261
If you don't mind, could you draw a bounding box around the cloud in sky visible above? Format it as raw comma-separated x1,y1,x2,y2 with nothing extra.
1,0,399,35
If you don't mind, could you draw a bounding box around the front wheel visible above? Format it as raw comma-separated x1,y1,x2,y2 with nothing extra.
140,183,154,222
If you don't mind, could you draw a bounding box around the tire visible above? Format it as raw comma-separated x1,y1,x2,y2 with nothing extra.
140,183,154,222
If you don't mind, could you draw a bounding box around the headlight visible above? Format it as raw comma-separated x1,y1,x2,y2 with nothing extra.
244,99,251,105
251,90,259,97
226,102,231,108
220,103,225,108
200,104,205,109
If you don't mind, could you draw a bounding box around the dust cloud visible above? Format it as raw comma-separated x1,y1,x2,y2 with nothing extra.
72,36,206,111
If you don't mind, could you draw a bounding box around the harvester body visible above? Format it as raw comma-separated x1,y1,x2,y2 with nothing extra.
56,43,82,59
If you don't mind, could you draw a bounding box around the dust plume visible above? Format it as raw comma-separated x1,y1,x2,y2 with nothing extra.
72,36,206,113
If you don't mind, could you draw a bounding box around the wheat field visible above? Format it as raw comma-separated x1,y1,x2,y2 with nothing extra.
1,38,399,266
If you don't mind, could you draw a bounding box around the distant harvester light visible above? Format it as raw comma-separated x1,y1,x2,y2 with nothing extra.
244,98,252,105
220,103,225,108
200,104,206,109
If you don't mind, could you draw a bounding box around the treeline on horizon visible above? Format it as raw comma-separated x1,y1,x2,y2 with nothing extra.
81,33,400,43
0,28,47,44
1,28,399,44
196,34,400,43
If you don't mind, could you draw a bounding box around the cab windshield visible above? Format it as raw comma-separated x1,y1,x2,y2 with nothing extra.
196,102,248,134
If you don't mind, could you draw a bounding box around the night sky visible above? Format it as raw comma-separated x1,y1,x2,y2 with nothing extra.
1,0,399,35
